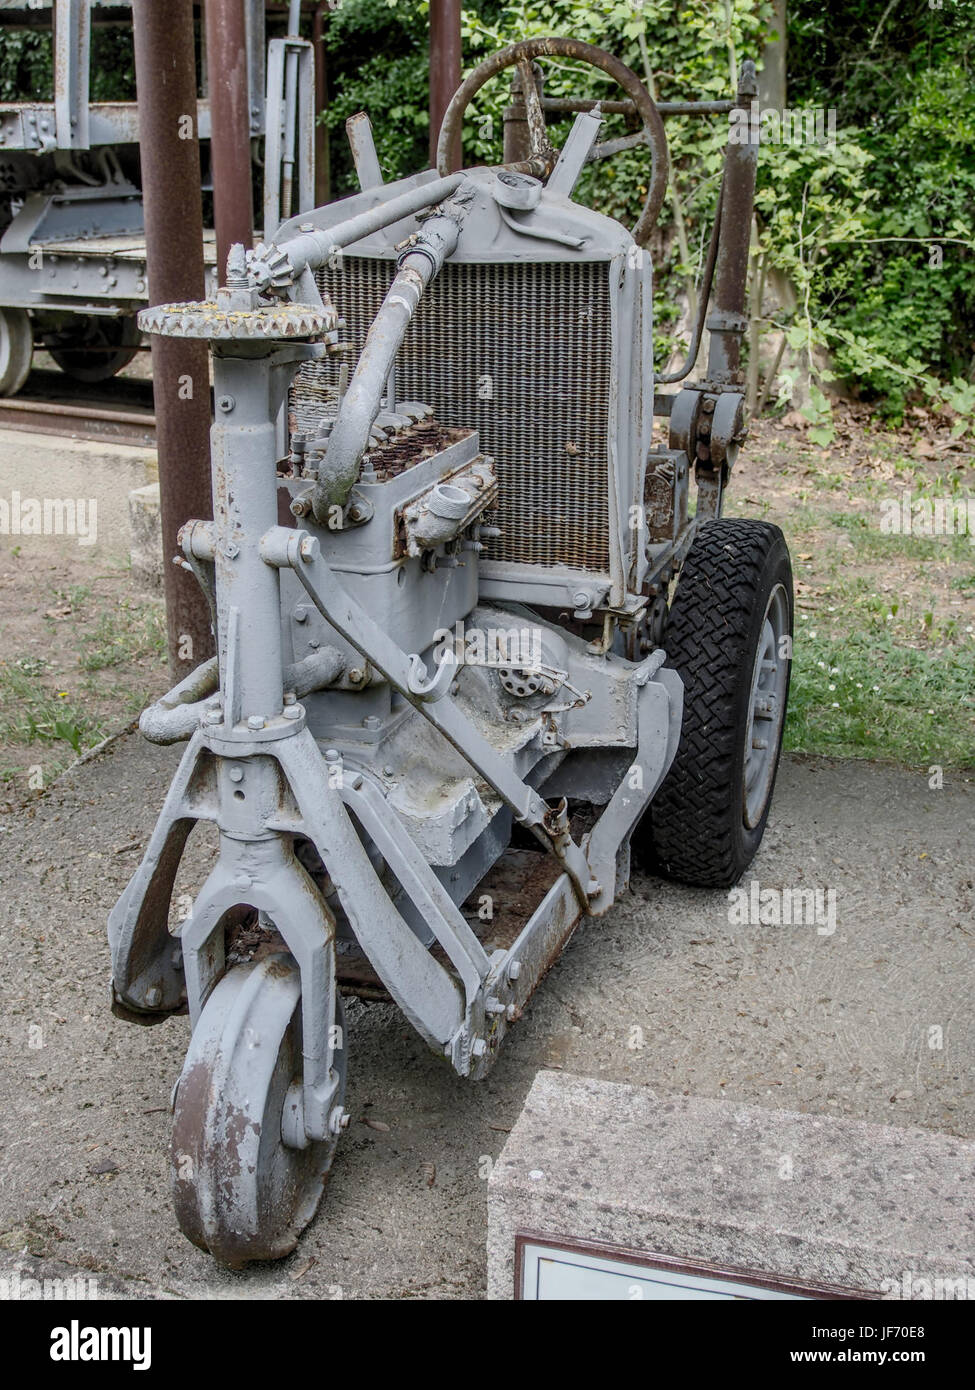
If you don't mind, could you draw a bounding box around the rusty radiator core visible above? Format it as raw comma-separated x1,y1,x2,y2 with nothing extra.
291,257,614,573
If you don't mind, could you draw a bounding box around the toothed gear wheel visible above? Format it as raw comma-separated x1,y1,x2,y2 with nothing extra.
137,300,334,341
247,242,296,294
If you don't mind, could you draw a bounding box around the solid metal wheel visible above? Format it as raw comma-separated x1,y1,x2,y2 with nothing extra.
48,314,140,383
0,307,33,396
170,954,347,1266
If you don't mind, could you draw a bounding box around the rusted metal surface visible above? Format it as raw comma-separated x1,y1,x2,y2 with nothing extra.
334,847,562,1001
365,420,468,479
429,0,461,172
705,61,759,387
312,2,331,206
0,368,155,445
205,0,255,280
132,0,214,679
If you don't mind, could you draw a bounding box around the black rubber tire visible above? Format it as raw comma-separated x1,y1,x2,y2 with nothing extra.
640,518,793,888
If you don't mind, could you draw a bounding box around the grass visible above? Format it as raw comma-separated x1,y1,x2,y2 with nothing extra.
786,618,975,768
774,493,975,768
0,591,167,791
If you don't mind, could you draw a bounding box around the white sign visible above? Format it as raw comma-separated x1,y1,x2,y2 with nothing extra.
518,1239,815,1301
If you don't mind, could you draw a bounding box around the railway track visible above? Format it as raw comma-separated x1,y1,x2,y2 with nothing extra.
0,370,156,449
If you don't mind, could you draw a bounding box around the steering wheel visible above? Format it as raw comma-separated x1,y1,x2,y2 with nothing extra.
436,37,669,247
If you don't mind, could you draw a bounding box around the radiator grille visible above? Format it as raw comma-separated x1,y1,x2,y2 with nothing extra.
292,257,613,572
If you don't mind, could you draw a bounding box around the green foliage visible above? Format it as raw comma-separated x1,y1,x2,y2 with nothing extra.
318,1,975,416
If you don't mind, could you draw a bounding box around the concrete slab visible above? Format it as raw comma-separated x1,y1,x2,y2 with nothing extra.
0,427,156,562
486,1071,975,1299
0,737,971,1298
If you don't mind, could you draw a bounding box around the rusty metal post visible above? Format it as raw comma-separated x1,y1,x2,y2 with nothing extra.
706,60,759,386
205,0,255,277
429,0,461,171
132,0,215,677
313,0,331,206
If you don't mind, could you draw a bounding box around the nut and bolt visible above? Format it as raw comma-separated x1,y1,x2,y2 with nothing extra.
217,395,235,413
247,715,266,731
283,704,302,721
290,497,312,518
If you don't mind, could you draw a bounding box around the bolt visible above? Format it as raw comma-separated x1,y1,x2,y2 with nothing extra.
299,223,315,233
225,542,240,559
328,1105,350,1135
362,716,381,730
283,704,302,721
507,959,522,981
348,668,364,684
204,708,222,726
290,497,311,518
283,690,297,705
217,395,235,413
299,535,319,561
247,715,265,731
325,748,340,762
229,766,244,782
145,987,162,1008
471,1038,487,1058
383,765,395,777
293,607,309,624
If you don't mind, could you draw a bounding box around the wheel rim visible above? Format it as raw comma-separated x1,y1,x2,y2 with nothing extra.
743,582,790,829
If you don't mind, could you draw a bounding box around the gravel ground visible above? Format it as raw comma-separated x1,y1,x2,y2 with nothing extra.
0,734,971,1299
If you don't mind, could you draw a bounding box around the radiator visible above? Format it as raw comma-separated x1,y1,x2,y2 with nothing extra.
291,257,614,574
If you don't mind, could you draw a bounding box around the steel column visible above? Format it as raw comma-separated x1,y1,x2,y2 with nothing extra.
706,61,759,385
429,0,461,172
312,1,331,206
205,0,255,278
132,0,215,677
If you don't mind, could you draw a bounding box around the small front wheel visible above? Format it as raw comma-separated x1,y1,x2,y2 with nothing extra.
639,518,794,888
171,955,347,1266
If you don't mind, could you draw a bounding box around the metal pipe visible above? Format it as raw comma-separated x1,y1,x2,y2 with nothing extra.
140,645,346,744
429,0,461,172
205,0,255,278
541,97,735,116
132,0,215,679
280,0,303,218
705,61,759,385
311,210,463,516
268,172,463,280
312,1,330,205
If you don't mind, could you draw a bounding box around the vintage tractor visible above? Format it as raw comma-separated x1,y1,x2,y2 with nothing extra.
108,38,793,1265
